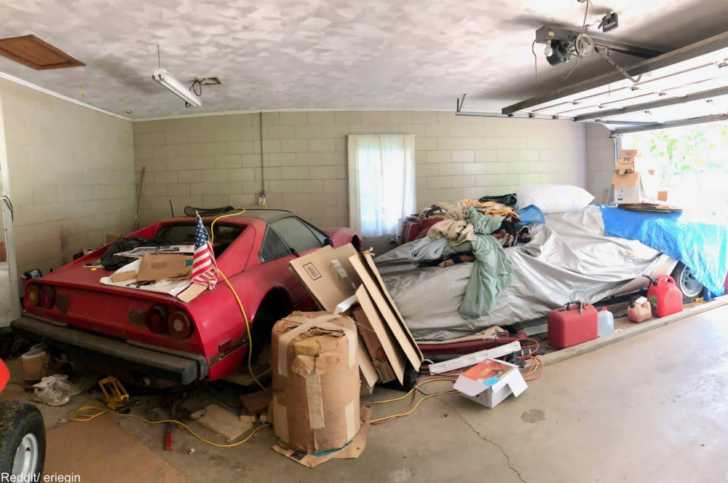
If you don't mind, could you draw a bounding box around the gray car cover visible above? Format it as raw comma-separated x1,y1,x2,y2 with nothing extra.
377,206,676,341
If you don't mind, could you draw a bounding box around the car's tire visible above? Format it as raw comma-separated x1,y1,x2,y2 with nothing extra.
251,291,292,364
672,263,704,300
0,401,45,480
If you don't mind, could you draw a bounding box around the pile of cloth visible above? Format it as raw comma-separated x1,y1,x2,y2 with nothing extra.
418,199,532,249
382,199,544,320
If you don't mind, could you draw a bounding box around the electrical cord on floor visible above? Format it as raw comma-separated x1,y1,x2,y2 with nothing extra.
69,404,270,448
514,337,543,382
368,376,459,425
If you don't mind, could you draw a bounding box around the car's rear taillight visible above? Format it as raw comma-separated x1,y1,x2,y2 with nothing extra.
39,285,56,308
168,311,194,339
145,305,168,334
25,285,40,307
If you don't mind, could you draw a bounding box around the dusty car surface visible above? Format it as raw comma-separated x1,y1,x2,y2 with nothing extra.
13,209,358,385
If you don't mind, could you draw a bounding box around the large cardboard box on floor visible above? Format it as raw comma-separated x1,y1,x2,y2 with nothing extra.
271,312,361,454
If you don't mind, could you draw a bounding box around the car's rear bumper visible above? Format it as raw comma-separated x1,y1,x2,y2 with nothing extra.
12,315,208,385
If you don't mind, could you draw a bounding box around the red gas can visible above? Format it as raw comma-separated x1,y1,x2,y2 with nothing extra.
548,302,598,349
647,275,683,317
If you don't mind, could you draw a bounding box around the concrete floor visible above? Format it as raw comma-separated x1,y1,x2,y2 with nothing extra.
8,304,728,483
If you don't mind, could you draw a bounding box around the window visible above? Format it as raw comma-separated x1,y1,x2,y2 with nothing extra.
260,227,291,262
347,134,415,237
622,122,728,223
154,222,244,256
271,217,324,254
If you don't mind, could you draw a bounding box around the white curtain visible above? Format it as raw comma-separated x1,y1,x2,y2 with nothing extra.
348,134,416,237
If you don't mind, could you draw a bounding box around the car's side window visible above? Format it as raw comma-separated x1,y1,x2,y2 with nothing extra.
271,217,324,254
260,227,291,262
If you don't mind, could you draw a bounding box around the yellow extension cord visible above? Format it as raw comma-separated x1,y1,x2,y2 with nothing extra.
368,376,459,425
207,209,266,390
70,404,269,448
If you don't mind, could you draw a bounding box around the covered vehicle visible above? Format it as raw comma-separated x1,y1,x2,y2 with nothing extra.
378,206,683,341
13,209,358,385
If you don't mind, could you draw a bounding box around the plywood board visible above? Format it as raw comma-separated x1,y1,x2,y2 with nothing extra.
355,285,405,384
349,252,422,371
361,251,424,365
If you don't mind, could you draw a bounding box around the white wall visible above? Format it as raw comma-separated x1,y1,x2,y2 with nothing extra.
134,111,587,227
586,124,617,203
0,79,136,273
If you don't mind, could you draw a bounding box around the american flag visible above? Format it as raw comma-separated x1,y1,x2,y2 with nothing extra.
191,214,218,289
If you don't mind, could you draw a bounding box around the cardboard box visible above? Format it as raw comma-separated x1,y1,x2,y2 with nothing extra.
271,312,360,454
615,149,638,175
136,253,192,282
272,407,371,468
289,244,360,312
612,171,643,204
453,359,528,409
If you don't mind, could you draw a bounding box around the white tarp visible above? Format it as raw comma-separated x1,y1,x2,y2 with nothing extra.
378,206,676,341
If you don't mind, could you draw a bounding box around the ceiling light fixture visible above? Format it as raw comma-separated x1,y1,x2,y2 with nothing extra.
152,68,202,107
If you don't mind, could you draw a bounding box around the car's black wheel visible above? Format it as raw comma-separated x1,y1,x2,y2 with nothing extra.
0,402,45,480
672,263,704,300
251,291,292,364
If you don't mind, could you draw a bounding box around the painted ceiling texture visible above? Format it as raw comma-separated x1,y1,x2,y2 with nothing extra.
1,0,728,119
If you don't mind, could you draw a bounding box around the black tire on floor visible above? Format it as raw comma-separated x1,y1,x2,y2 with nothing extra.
671,262,704,301
0,401,45,479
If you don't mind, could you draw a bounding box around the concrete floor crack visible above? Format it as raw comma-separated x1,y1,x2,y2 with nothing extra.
452,408,527,483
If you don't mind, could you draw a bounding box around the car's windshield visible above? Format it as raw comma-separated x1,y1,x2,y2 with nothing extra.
155,223,244,257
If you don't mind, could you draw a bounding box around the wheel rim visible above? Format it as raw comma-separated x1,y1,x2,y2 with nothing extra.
11,433,38,477
678,266,703,298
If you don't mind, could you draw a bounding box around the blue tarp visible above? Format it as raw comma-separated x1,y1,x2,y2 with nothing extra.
600,206,728,296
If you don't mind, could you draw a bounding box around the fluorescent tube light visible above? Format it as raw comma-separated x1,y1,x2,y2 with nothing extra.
152,68,201,107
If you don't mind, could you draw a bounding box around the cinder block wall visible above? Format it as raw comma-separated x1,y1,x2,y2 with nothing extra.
0,79,136,273
134,111,586,227
586,124,617,203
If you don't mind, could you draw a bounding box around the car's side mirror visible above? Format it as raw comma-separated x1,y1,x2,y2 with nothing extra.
324,237,333,247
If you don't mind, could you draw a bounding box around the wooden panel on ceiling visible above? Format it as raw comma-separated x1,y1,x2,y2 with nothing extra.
0,34,84,70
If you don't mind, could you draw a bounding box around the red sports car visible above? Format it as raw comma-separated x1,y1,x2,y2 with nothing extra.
13,209,359,385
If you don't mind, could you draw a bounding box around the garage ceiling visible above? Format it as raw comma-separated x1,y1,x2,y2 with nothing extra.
1,0,728,119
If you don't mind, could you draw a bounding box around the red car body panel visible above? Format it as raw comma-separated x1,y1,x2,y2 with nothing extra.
21,212,358,382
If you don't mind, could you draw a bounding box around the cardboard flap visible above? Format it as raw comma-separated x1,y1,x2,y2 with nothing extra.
289,244,360,312
136,253,192,282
